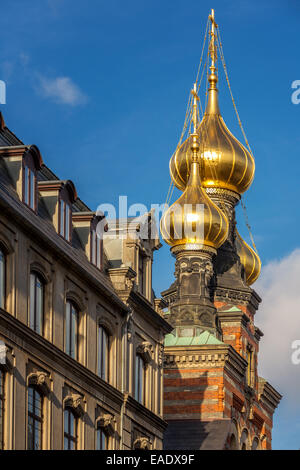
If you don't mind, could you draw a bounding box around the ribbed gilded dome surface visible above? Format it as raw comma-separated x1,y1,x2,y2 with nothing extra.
235,229,261,285
169,80,255,194
160,159,228,250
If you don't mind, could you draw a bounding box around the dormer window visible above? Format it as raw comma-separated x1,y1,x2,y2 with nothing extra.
72,212,107,270
38,179,77,242
22,146,43,212
59,199,71,241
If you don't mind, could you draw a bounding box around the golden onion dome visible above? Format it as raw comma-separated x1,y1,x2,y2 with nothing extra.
169,19,255,195
160,152,228,251
235,229,261,285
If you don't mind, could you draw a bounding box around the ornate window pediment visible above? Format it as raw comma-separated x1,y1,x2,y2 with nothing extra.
133,437,152,450
96,413,115,436
27,371,51,396
64,393,85,417
136,341,153,364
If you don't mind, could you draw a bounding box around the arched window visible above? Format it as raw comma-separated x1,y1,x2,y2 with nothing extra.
240,429,249,450
64,409,77,450
0,248,6,310
29,272,44,334
98,325,109,381
252,438,259,450
96,427,108,450
0,370,4,450
229,433,237,450
65,301,79,359
27,386,43,450
135,355,145,404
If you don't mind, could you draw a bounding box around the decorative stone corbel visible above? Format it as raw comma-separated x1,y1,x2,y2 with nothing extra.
64,394,85,417
158,344,164,368
136,341,153,364
96,413,115,436
27,371,51,396
108,266,136,299
154,298,167,316
0,342,13,372
133,437,152,450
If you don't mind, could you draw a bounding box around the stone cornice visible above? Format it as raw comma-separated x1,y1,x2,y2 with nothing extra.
130,291,173,334
218,311,250,328
214,286,261,313
258,378,282,412
164,343,247,380
124,393,168,431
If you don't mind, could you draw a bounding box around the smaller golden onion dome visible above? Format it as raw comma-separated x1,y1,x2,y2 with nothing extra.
161,148,228,251
235,229,261,285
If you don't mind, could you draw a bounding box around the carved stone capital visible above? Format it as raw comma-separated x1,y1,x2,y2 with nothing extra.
27,371,51,396
64,394,85,417
136,341,153,364
133,437,152,450
96,413,115,436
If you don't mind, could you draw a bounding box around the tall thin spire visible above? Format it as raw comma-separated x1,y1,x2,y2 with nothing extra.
206,9,220,115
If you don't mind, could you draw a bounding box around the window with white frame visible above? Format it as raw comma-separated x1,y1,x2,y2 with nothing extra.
96,427,108,450
27,386,43,450
65,300,78,359
98,325,109,381
64,409,77,450
135,354,145,404
29,272,44,335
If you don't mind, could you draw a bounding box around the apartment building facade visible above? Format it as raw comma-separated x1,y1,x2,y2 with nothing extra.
0,112,171,450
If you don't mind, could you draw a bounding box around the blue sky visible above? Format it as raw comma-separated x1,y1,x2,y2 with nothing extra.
1,0,300,449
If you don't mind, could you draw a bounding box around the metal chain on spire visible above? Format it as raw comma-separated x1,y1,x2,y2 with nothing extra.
216,24,259,254
164,19,209,208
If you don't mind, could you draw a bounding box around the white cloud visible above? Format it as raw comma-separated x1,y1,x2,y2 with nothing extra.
255,249,300,407
38,76,87,106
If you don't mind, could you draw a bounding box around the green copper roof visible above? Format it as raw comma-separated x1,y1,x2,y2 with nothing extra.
220,306,242,313
164,330,224,347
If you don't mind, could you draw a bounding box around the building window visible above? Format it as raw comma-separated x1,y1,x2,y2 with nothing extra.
23,165,36,210
247,348,253,386
0,249,5,310
27,386,43,450
98,325,109,381
65,301,78,359
64,409,77,450
96,428,108,450
138,252,146,295
0,371,4,450
135,355,145,404
59,199,71,241
91,230,102,269
29,272,44,334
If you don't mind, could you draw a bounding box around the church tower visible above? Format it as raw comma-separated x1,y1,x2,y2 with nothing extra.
161,10,281,450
